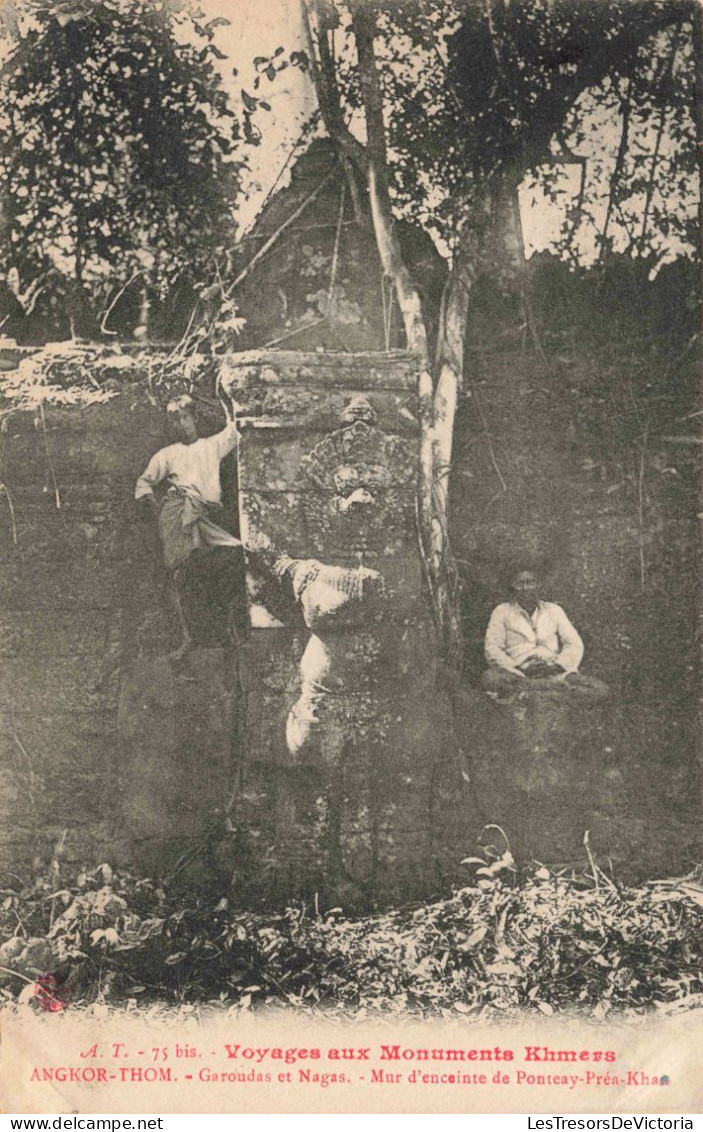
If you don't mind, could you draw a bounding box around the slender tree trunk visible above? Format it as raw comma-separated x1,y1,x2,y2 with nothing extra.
638,29,681,255
695,5,703,264
432,251,473,658
299,0,367,172
70,222,98,340
350,6,429,364
365,166,430,363
67,37,98,342
348,2,446,615
599,83,631,262
487,174,527,293
625,23,681,257
433,264,471,508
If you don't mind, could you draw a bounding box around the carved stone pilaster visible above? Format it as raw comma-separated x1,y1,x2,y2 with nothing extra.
218,351,474,908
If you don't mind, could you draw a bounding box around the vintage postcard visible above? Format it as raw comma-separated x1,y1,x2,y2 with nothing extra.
0,0,700,1116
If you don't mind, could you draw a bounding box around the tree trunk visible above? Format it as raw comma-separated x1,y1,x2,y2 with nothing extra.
350,6,430,364
695,6,703,261
431,254,473,660
302,0,535,656
69,231,99,340
598,82,631,261
347,2,446,623
485,174,527,295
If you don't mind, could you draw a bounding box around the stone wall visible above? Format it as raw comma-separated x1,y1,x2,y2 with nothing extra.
451,350,701,876
0,346,697,898
0,348,474,906
0,382,158,870
0,372,240,877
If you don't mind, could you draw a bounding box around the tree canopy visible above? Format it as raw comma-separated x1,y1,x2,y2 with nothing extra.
291,0,697,267
0,0,241,335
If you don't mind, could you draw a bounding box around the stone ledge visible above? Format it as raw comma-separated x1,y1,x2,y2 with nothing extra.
220,349,419,393
223,348,415,364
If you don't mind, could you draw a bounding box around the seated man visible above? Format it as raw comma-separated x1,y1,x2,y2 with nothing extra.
481,568,609,700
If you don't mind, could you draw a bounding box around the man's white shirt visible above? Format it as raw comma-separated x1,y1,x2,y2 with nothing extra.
134,422,238,506
484,600,584,675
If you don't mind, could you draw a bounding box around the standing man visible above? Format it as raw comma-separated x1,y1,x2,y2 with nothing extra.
135,395,242,658
481,568,609,699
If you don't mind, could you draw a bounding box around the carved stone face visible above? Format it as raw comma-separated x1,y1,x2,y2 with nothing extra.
298,397,414,560
332,463,393,512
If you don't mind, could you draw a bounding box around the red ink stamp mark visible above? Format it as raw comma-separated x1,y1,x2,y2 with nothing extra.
35,974,69,1013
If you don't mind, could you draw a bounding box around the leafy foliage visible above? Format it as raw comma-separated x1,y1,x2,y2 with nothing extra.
1,855,701,1019
0,340,218,414
298,0,697,264
0,342,136,408
0,0,241,329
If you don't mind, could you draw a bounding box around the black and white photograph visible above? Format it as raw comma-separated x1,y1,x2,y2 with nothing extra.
0,0,700,1116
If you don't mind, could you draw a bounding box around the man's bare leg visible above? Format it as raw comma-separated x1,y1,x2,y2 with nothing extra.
169,569,192,662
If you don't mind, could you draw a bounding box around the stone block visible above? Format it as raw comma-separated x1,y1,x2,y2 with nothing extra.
221,352,472,904
118,651,237,844
220,349,418,394
0,611,109,658
238,424,419,492
0,395,163,485
238,491,307,558
239,629,303,693
0,655,118,714
231,385,418,432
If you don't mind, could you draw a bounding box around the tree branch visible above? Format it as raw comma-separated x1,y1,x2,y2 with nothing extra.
522,3,692,174
299,0,367,173
349,0,429,366
637,23,682,254
599,81,631,261
227,173,334,295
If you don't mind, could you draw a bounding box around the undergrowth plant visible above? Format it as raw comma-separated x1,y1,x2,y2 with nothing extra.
1,850,701,1021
